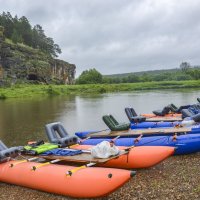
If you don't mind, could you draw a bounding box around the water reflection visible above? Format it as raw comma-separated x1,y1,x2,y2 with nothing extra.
0,96,76,146
0,89,200,146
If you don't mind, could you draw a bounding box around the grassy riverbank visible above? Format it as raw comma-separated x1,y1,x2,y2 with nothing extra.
0,80,200,99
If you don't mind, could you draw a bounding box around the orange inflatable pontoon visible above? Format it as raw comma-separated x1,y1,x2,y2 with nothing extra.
142,113,182,121
142,113,181,118
0,161,134,198
70,145,175,169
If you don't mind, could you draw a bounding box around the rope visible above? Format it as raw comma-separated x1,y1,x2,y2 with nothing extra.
135,135,171,146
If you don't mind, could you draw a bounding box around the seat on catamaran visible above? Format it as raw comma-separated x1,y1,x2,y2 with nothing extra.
102,114,130,131
125,107,146,123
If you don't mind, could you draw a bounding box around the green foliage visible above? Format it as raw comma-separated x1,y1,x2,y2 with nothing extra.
187,69,200,80
0,26,4,32
76,68,103,84
1,80,200,99
175,74,192,81
180,62,200,80
11,29,22,43
46,86,61,96
140,73,153,82
0,26,4,37
180,62,191,72
122,74,140,83
0,12,13,38
32,25,61,57
101,69,194,84
0,93,6,99
103,77,122,84
0,12,61,57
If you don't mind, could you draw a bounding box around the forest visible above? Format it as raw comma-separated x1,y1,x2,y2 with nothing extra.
76,63,200,84
0,12,61,57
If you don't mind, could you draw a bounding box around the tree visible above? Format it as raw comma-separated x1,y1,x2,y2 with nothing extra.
0,12,62,57
76,68,103,84
11,29,22,43
18,16,32,45
32,24,61,57
53,43,62,57
127,74,140,83
140,73,152,82
180,62,191,73
187,69,200,80
0,12,14,38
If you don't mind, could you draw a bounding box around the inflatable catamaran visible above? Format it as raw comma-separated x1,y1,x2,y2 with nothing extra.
0,122,175,198
0,138,135,198
127,100,200,121
39,122,175,169
75,113,200,155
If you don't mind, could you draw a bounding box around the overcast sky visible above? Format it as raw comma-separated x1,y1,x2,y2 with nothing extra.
1,0,200,76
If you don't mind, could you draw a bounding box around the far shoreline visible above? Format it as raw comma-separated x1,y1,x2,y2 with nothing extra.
0,80,200,99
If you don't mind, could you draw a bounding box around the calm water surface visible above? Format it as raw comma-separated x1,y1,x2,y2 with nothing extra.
0,89,200,146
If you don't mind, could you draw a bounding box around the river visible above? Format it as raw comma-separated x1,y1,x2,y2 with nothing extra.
0,89,200,147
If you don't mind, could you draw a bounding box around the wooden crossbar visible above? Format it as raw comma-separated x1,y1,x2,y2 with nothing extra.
87,127,191,138
146,117,182,122
33,148,131,164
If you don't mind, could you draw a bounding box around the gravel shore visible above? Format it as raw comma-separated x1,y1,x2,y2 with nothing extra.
0,153,199,200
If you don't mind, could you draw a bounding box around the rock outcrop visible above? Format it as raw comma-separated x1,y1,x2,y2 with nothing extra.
0,26,76,84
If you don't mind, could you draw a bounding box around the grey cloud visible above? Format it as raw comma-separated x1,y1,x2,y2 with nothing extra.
1,0,200,76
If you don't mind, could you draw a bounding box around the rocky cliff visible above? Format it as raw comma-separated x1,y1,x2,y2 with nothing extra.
0,26,76,84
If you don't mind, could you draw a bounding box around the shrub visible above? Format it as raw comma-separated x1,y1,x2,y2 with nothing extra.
0,93,7,99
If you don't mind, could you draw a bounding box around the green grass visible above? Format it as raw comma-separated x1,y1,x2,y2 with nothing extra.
5,38,14,44
0,80,200,99
5,38,41,54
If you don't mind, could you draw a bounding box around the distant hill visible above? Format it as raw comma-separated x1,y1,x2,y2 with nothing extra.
104,68,180,78
104,65,200,78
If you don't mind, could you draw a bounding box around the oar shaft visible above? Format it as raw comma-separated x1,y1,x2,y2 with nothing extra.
68,165,86,174
134,134,143,143
32,159,60,171
63,147,90,153
110,135,120,142
79,136,91,144
66,162,96,176
50,159,61,164
124,145,135,151
9,157,38,167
